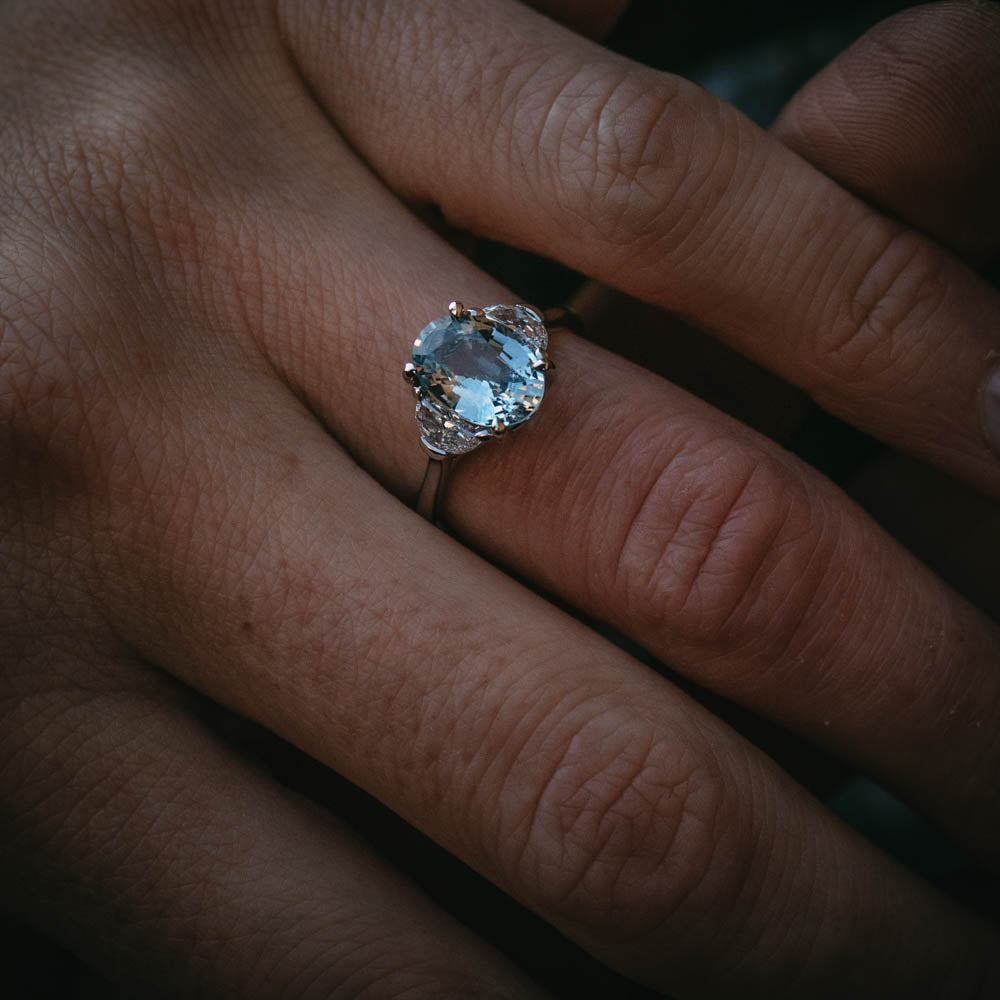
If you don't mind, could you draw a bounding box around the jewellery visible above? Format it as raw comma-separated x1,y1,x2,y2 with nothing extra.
404,301,577,522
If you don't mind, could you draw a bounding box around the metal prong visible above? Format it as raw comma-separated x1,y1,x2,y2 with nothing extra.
474,429,494,441
448,300,465,319
492,418,507,437
403,362,421,384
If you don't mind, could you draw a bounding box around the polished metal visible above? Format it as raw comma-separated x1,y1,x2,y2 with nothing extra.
415,454,452,522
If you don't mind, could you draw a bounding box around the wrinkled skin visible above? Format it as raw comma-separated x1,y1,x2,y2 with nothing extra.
1,1,999,997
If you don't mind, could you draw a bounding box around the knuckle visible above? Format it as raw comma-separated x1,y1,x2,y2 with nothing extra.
0,9,262,464
41,88,199,254
2,4,269,262
0,223,124,475
611,433,827,667
810,226,951,391
506,697,741,944
0,256,86,460
526,64,739,256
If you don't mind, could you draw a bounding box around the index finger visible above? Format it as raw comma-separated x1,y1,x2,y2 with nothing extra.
279,0,1000,496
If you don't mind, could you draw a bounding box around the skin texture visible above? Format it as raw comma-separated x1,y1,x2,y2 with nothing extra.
773,0,1000,267
0,1,998,997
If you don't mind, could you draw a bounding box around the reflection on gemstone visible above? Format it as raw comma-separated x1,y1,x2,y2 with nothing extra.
411,306,546,455
414,397,480,455
483,303,547,352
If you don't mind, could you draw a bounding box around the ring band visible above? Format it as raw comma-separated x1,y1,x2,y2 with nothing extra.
404,302,580,523
415,449,452,523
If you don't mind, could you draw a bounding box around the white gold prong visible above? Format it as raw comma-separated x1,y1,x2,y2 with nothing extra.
448,300,465,319
474,429,493,441
492,418,507,437
403,362,421,384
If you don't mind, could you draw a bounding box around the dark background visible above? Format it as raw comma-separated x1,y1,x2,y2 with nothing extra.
4,2,994,997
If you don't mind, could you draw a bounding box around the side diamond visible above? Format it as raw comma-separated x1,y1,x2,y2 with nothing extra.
415,398,483,456
483,303,548,351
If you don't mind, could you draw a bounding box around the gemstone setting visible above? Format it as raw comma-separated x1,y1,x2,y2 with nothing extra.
406,303,549,456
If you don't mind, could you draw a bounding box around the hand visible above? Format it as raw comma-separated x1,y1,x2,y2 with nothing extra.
1,2,997,999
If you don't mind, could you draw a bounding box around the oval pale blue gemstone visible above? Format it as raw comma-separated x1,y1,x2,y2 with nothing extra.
412,313,544,429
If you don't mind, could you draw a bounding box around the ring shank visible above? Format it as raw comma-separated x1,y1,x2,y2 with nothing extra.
416,455,452,523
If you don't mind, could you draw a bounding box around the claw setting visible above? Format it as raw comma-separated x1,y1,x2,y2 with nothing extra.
406,303,550,456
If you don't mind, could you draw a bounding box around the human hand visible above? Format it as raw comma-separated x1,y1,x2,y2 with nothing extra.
1,2,997,999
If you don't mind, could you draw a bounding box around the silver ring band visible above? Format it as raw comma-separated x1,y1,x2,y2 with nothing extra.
416,452,453,523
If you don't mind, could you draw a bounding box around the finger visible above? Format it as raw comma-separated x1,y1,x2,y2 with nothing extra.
411,0,628,252
0,644,547,999
772,0,1000,267
85,377,998,998
279,0,1000,494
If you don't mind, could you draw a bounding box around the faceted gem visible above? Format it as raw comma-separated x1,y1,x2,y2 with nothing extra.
483,303,547,351
414,397,480,455
411,307,546,454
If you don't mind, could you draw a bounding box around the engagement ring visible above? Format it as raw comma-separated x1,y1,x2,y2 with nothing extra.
404,301,577,522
